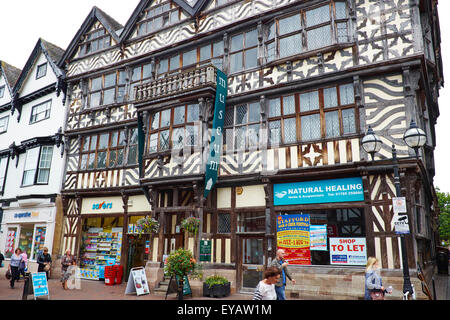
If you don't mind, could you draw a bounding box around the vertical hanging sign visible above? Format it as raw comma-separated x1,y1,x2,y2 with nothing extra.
204,69,228,199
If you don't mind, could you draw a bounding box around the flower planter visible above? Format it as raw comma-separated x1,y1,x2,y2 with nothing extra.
203,282,231,298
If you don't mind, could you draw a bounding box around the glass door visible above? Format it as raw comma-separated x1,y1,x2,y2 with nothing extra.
240,237,265,292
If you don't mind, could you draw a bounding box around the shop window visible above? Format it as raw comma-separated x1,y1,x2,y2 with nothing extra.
33,226,47,260
0,156,7,192
4,227,17,258
148,104,200,153
280,208,366,265
237,212,266,233
265,1,350,62
80,217,123,276
268,83,356,146
18,226,34,259
22,146,53,186
87,70,126,108
223,102,261,152
217,213,231,234
30,100,51,124
79,28,111,56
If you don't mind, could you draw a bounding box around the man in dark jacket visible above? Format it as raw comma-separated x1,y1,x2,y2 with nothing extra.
268,249,296,300
37,247,52,279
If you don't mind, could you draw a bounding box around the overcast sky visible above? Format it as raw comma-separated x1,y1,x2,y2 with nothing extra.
1,0,449,192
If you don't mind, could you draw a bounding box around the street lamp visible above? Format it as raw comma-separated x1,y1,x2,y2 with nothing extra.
362,120,427,299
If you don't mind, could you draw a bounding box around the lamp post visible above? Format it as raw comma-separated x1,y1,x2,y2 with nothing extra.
362,120,427,299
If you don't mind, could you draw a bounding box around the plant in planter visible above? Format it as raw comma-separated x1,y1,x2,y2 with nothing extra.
136,216,159,238
181,217,201,236
164,248,198,300
203,275,231,298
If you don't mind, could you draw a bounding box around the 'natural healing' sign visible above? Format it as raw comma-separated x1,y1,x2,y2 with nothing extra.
273,177,364,206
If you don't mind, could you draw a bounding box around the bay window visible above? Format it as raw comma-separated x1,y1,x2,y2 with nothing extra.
148,104,200,153
229,29,258,73
224,102,261,152
88,70,126,108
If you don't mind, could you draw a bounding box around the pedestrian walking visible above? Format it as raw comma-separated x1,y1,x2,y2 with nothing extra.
253,267,281,300
61,249,76,289
365,257,392,300
37,247,52,279
268,249,296,300
8,248,23,288
0,251,4,268
18,250,28,279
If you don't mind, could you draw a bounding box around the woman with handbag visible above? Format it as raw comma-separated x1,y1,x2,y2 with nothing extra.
365,257,392,300
37,247,52,279
8,248,23,288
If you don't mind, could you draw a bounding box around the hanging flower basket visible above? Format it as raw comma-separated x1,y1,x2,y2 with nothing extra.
136,216,159,236
181,217,201,235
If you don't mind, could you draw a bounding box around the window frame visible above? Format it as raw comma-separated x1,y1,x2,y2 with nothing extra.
267,83,357,147
0,115,9,133
87,70,126,108
0,156,8,193
137,1,181,37
265,1,350,63
36,63,47,79
0,85,5,98
21,145,54,187
229,29,259,74
79,28,111,56
79,128,139,171
147,104,200,154
30,100,52,124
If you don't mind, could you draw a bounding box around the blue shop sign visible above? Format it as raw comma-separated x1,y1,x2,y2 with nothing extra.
14,212,31,218
274,177,364,206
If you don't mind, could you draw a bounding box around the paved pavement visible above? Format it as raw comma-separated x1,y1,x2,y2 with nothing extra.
0,269,447,300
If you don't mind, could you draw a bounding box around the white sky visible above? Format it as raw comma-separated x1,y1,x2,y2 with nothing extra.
1,0,449,192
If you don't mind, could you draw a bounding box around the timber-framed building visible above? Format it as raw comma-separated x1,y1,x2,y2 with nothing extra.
58,0,443,298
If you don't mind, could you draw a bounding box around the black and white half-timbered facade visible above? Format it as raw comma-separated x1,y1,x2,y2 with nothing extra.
58,0,443,298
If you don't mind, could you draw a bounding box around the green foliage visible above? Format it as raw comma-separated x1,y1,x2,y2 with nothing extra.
164,248,197,278
436,187,450,245
204,275,230,288
181,217,201,235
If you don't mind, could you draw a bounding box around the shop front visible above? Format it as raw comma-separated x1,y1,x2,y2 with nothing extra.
78,196,125,280
0,203,56,272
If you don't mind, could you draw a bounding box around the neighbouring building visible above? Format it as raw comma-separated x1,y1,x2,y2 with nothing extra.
58,0,443,299
0,39,67,273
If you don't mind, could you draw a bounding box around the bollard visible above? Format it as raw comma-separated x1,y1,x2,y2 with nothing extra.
21,272,31,300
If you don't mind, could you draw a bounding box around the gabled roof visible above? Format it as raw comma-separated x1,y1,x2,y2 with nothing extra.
58,6,124,67
119,0,211,42
0,61,21,95
13,38,65,95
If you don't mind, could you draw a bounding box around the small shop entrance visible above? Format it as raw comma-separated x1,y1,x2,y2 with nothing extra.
163,213,185,255
238,236,265,293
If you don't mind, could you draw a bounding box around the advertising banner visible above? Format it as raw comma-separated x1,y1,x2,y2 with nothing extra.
274,177,364,206
204,69,228,199
329,237,367,265
276,214,310,265
310,225,327,251
125,267,150,296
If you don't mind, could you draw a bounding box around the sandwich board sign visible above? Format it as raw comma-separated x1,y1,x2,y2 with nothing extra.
125,267,150,296
31,272,49,299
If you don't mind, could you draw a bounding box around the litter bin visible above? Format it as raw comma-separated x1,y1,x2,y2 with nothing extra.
436,248,448,275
